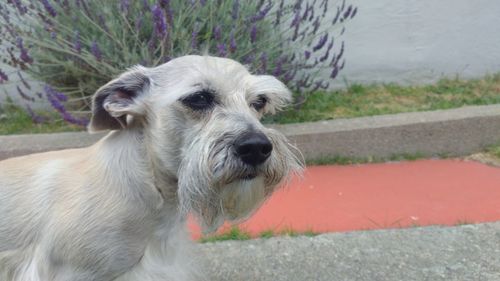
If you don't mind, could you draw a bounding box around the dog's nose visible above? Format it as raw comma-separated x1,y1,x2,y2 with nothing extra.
235,132,273,166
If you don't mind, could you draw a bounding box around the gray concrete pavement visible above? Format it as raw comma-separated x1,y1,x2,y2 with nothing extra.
199,222,500,281
1,105,500,161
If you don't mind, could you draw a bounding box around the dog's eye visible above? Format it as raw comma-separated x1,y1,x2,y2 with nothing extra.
251,95,267,111
181,91,215,110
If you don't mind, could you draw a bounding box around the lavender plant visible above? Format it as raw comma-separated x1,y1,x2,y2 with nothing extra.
0,0,357,126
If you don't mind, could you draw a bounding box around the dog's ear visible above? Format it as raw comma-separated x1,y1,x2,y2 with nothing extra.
252,75,292,114
88,66,150,132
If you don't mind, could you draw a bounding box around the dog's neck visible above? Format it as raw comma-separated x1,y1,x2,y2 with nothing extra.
96,128,179,209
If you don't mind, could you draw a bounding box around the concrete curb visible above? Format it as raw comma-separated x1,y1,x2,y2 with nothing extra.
272,104,500,160
199,222,500,281
0,132,106,161
1,104,500,161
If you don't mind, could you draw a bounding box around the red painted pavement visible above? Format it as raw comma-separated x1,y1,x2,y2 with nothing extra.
189,159,500,239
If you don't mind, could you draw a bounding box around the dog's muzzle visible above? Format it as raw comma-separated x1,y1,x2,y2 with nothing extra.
234,132,273,167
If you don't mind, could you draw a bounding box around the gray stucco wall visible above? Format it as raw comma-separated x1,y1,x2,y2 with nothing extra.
336,0,500,86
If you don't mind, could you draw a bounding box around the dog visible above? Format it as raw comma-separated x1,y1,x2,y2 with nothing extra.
0,55,303,281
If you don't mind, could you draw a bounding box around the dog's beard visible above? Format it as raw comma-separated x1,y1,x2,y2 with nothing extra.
177,128,303,233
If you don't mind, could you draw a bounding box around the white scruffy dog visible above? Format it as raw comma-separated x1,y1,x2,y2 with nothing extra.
0,55,302,281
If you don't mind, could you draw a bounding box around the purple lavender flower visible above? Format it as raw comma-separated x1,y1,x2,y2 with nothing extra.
90,41,102,61
73,31,81,54
229,30,237,53
331,7,340,25
191,28,198,50
151,5,167,39
98,14,108,31
17,86,35,102
142,0,150,11
290,8,301,28
158,0,174,26
312,34,328,52
44,84,88,126
217,43,227,57
330,65,339,79
199,0,207,6
308,3,315,21
54,91,68,102
339,59,346,70
284,67,297,83
311,80,327,92
120,0,130,13
62,112,89,126
301,2,310,21
41,0,57,17
337,41,345,61
147,38,157,52
159,0,170,7
243,53,255,65
311,16,320,35
251,1,272,22
351,7,358,19
250,24,257,43
0,69,8,83
274,0,284,26
272,57,284,77
329,54,337,67
319,38,334,62
12,0,27,15
304,50,311,60
50,32,57,39
343,5,352,20
45,85,65,112
232,0,239,20
260,52,267,73
16,37,33,64
321,0,329,16
298,74,312,88
25,105,45,124
213,25,222,41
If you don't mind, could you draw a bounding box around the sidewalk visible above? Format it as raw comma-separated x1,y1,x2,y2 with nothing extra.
200,222,500,281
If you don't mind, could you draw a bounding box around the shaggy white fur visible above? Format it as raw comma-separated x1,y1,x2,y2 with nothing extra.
0,55,302,280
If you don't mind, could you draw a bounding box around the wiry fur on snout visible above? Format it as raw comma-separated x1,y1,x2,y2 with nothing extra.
178,112,302,232
0,55,303,280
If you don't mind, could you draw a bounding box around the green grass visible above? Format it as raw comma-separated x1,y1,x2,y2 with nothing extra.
306,152,427,166
0,104,83,135
486,143,500,159
265,74,500,124
199,226,251,243
2,74,500,135
199,226,318,243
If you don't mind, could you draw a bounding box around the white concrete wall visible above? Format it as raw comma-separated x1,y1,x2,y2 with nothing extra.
335,0,500,86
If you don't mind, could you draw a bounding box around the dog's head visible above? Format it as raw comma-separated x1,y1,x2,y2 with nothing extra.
89,55,303,232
